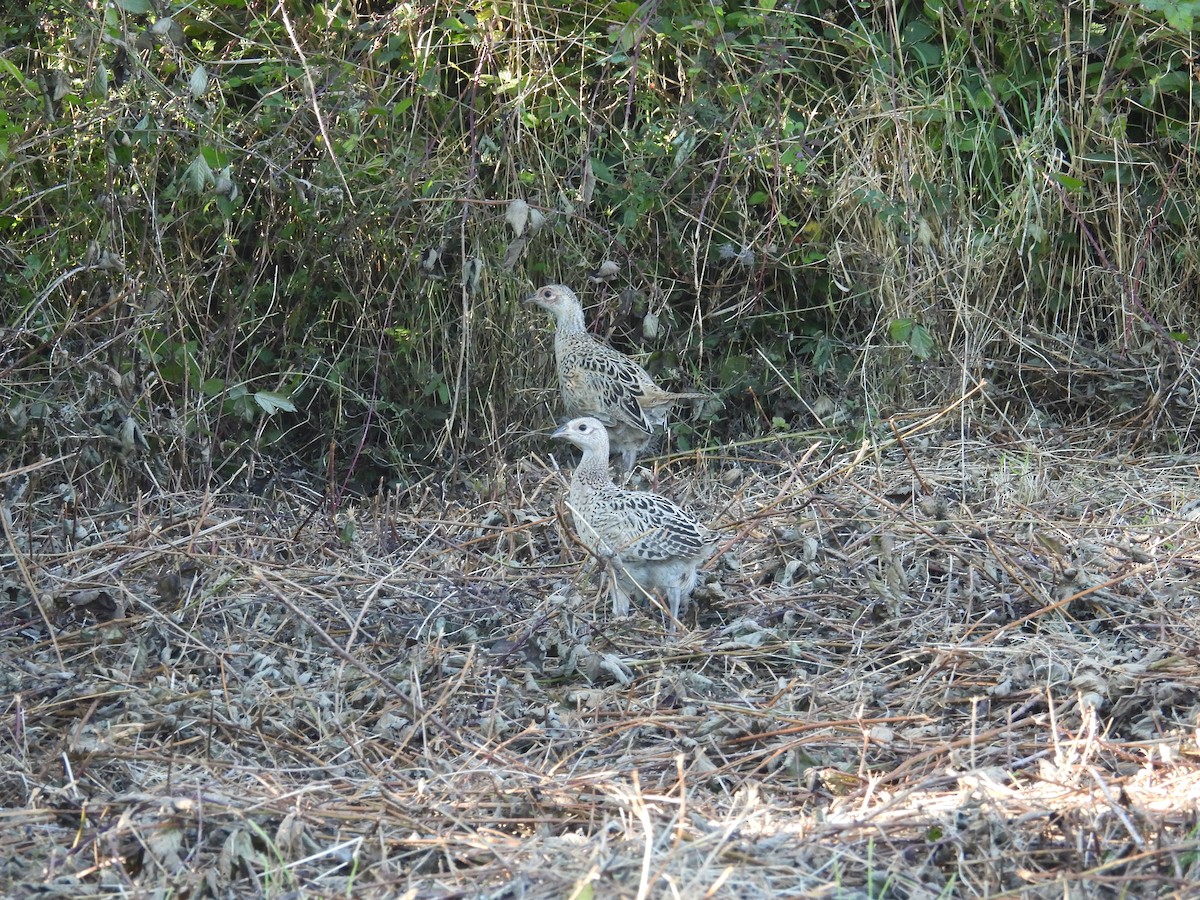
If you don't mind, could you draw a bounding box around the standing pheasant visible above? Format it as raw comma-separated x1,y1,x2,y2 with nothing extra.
552,416,721,626
527,284,705,470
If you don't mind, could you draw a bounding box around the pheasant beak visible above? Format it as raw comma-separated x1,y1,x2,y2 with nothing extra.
549,423,569,440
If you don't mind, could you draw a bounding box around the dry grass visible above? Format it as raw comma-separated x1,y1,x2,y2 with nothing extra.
4,388,1200,898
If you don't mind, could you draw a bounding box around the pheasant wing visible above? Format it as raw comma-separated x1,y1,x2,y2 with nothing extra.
606,492,714,561
562,340,657,434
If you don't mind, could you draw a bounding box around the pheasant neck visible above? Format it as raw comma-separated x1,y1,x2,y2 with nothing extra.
574,444,613,486
555,305,587,334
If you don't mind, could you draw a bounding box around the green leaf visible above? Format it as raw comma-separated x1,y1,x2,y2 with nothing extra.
810,336,836,373
184,155,213,192
158,363,184,384
908,323,936,360
616,21,639,52
200,146,231,169
1140,0,1200,30
254,391,297,415
589,157,614,184
1153,70,1192,94
902,21,934,42
780,144,809,174
116,0,152,12
1049,172,1085,192
1164,8,1195,29
748,190,768,205
719,354,749,383
906,42,942,66
0,57,37,94
672,130,697,168
891,317,937,359
889,317,914,343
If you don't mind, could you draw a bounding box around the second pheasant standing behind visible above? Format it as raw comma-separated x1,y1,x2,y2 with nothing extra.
527,283,705,470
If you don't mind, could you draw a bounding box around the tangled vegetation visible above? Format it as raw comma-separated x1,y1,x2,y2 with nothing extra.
4,0,1199,488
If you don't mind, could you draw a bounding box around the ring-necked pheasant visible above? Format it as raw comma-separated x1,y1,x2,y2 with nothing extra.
552,416,721,627
527,284,705,470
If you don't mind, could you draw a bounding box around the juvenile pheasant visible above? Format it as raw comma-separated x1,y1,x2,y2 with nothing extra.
552,416,721,626
527,284,705,470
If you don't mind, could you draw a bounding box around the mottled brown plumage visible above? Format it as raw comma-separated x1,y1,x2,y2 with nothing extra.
527,284,705,469
552,416,721,626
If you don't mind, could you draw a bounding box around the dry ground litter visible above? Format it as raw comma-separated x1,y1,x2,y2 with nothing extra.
3,413,1200,898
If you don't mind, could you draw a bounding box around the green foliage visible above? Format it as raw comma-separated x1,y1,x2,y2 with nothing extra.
2,0,1198,492
889,318,937,361
1139,0,1200,30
